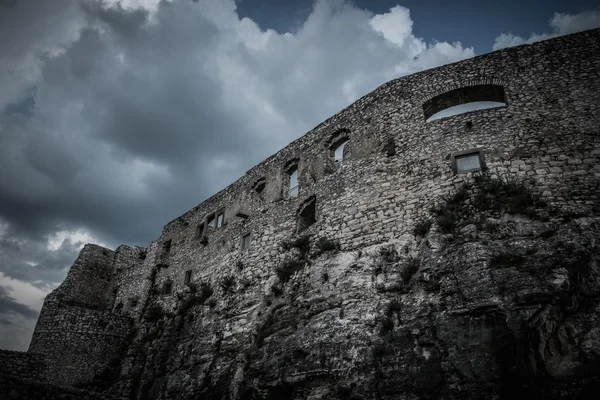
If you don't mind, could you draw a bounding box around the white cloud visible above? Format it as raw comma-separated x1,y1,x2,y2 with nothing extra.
493,9,600,50
46,229,107,252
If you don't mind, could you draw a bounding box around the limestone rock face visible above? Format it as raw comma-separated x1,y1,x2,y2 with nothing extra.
103,213,600,400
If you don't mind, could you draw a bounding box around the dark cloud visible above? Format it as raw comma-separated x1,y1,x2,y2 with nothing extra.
0,0,479,350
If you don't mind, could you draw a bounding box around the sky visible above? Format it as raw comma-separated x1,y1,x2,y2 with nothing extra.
0,0,598,351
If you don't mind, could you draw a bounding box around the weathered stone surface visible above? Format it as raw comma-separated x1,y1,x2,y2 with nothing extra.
3,29,600,399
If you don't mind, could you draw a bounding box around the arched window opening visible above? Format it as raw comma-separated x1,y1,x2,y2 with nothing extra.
333,139,349,166
288,166,299,198
252,178,266,196
423,84,507,122
297,196,316,233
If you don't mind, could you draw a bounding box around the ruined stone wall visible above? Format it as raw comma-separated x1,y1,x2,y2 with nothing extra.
28,303,131,386
0,350,47,380
44,244,116,310
107,245,151,319
147,29,600,312
27,244,134,387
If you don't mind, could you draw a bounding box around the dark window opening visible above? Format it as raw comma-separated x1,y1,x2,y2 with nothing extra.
423,84,506,122
452,149,486,174
163,239,172,254
184,270,192,285
162,281,173,295
216,212,224,228
207,214,216,228
242,233,251,250
253,178,266,195
197,223,205,238
298,197,316,233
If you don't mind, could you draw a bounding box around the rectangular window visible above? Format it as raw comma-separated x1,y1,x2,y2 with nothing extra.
207,214,215,228
456,153,481,173
184,270,192,284
163,239,172,254
163,281,172,295
452,149,485,174
216,212,224,228
242,233,251,250
288,168,299,198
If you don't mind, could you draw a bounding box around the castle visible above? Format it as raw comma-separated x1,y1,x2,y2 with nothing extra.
1,29,599,399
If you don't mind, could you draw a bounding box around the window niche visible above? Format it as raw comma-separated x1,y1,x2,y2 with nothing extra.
196,223,205,238
423,84,507,122
297,196,317,233
206,214,216,229
284,159,300,199
332,138,349,166
241,233,251,251
253,178,266,196
128,298,139,309
451,149,486,174
184,270,192,285
216,211,225,228
327,129,350,168
162,280,173,296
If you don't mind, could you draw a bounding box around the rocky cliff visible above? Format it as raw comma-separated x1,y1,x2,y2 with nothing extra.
92,174,600,400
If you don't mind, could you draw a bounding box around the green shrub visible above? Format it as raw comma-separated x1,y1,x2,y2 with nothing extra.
413,218,432,237
281,235,311,259
145,304,165,322
378,317,394,336
386,300,401,318
220,275,236,294
312,237,341,258
177,282,213,315
437,212,458,234
401,257,420,281
270,284,283,297
379,246,398,264
275,258,305,283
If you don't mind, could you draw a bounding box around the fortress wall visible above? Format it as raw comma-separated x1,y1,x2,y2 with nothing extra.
142,29,600,310
0,350,47,380
28,304,131,386
22,29,600,391
108,245,152,319
42,244,116,310
27,244,134,386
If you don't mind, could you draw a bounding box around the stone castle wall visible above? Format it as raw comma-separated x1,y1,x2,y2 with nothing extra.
17,29,600,398
28,245,134,386
144,28,600,313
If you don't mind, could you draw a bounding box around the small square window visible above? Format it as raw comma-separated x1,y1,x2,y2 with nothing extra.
162,281,172,295
207,214,215,228
216,212,224,228
241,233,251,250
452,149,485,174
184,270,192,284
